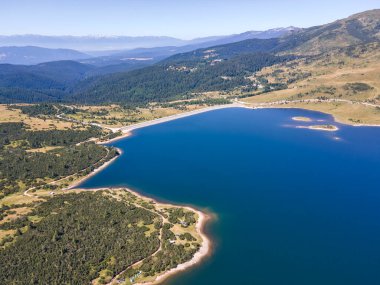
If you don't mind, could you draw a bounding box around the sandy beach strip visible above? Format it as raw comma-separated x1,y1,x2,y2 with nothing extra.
135,209,211,285
99,131,132,144
66,147,123,190
118,103,242,133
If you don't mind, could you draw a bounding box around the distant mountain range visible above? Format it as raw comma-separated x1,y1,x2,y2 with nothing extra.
0,28,299,52
0,35,188,52
80,27,300,67
71,10,380,104
0,27,299,66
0,9,378,104
0,46,90,65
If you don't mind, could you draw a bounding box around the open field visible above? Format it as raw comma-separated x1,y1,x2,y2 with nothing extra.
0,105,78,130
65,100,228,129
25,146,64,153
258,43,380,103
242,43,380,125
66,106,188,128
241,99,380,126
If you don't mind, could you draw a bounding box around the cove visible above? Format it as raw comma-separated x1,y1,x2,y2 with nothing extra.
78,108,380,285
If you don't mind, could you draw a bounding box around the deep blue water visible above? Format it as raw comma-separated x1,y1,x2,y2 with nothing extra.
79,108,380,285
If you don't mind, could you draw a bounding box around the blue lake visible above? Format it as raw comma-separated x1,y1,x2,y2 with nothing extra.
79,108,380,285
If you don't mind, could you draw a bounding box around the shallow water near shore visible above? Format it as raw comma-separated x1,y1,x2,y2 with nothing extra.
78,108,380,285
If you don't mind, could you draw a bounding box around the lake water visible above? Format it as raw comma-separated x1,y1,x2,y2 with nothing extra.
78,108,380,285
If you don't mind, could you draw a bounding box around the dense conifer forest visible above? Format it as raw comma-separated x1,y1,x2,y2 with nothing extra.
0,122,116,196
69,53,294,104
0,192,160,284
0,190,201,285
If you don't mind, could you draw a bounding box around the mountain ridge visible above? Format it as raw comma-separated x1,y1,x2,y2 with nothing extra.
70,9,379,104
0,46,91,65
0,27,300,52
0,9,379,104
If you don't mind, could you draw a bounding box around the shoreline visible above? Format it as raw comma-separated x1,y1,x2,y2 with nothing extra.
136,209,211,285
253,105,380,127
99,104,379,143
66,103,377,284
102,103,245,143
124,188,212,285
66,147,123,190
73,186,212,285
100,131,132,144
69,111,216,284
118,103,244,133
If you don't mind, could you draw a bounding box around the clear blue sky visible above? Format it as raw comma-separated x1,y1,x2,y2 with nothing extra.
2,0,379,38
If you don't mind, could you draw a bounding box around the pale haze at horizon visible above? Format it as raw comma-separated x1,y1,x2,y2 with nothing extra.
1,0,379,39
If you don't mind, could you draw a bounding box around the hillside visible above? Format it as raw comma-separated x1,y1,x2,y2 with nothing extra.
282,9,380,55
0,60,160,103
68,10,380,105
0,27,299,103
0,9,379,107
241,42,380,125
70,53,295,104
165,9,380,61
0,61,95,103
80,27,297,67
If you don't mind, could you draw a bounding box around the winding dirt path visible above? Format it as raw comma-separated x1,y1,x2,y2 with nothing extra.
105,191,168,285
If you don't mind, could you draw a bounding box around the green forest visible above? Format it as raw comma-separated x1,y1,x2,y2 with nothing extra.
0,190,201,285
0,111,201,284
0,122,117,197
69,53,293,104
0,192,160,285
